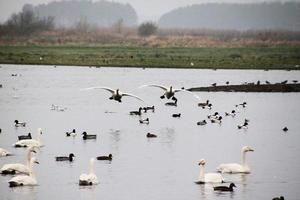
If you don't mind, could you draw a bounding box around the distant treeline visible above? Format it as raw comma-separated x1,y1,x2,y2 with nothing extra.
33,0,137,28
159,2,300,30
0,5,54,36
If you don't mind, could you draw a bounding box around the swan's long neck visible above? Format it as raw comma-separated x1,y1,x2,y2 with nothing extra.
199,165,205,182
241,151,246,166
26,150,32,167
37,129,42,144
89,159,95,175
29,159,36,178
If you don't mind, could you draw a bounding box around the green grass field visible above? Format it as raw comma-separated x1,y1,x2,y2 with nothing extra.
0,46,299,69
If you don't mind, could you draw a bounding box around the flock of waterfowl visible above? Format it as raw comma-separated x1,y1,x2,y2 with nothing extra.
0,79,290,199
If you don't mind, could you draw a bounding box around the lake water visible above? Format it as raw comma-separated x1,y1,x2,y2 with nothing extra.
0,64,300,200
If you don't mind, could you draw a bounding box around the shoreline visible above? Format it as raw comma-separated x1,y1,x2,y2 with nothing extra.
0,46,300,70
187,83,300,92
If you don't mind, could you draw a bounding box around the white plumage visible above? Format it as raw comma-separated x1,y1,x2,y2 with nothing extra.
217,146,254,173
8,157,39,187
79,158,98,186
13,128,43,148
1,147,36,175
195,159,224,184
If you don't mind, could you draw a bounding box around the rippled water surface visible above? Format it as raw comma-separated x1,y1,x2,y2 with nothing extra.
0,64,300,200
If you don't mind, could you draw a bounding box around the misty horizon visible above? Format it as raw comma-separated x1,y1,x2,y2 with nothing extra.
1,0,300,23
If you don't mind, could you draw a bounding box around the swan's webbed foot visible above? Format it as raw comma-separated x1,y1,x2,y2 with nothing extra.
160,95,165,99
172,96,177,101
109,96,113,100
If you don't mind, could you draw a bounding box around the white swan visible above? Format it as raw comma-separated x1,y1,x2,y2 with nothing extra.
1,147,36,175
139,84,200,101
217,146,254,173
79,158,98,186
8,157,39,187
13,128,43,148
195,159,224,184
81,86,144,103
0,148,11,157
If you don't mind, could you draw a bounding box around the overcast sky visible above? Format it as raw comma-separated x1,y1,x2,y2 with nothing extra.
0,0,299,22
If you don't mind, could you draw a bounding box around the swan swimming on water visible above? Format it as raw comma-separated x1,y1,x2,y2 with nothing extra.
1,147,36,175
13,128,43,148
217,146,254,173
8,157,39,187
81,86,144,103
79,158,99,186
195,159,224,184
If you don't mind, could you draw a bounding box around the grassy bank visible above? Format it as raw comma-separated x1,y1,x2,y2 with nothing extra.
0,46,299,69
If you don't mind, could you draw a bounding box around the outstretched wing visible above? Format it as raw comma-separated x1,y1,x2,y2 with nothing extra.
139,84,168,91
80,86,115,94
122,93,144,102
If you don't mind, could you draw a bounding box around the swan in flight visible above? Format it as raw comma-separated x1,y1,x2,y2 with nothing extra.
79,158,99,186
81,86,144,103
1,147,36,175
0,148,12,157
139,85,183,101
14,128,43,148
8,157,39,187
195,159,224,184
217,146,254,173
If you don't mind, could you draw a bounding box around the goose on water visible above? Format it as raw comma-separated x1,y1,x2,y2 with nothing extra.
55,153,75,162
14,120,26,127
82,87,144,103
195,159,224,184
18,133,32,140
143,106,155,112
79,158,99,186
66,129,76,137
217,146,254,173
172,113,181,118
130,107,143,115
214,183,236,192
8,157,39,187
147,133,157,138
82,132,97,140
197,120,207,126
97,154,112,161
139,118,149,124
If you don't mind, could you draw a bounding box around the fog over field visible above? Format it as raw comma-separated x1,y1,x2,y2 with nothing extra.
1,0,300,23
